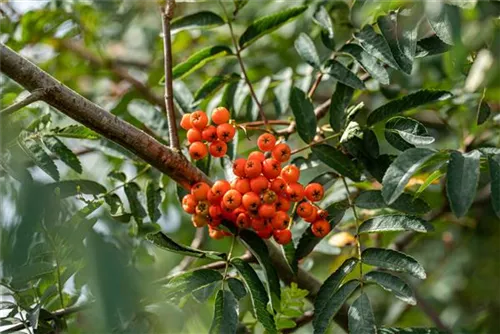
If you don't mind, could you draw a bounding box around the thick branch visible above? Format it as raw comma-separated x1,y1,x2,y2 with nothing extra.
0,43,207,189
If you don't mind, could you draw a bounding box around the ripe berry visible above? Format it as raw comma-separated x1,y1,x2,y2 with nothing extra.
180,114,192,130
275,196,291,212
222,189,242,210
250,175,269,194
212,180,231,199
202,125,218,142
242,192,261,211
272,143,291,162
262,158,281,179
208,217,222,228
256,224,273,239
305,183,325,202
217,123,236,142
297,201,314,218
191,182,210,201
273,229,292,245
195,201,209,216
262,189,277,204
286,183,305,202
209,205,222,219
236,212,251,229
207,190,220,204
232,158,246,177
304,206,318,223
189,141,208,160
182,194,197,214
251,217,266,231
192,214,208,228
317,209,328,220
257,133,276,152
209,140,227,158
258,203,276,218
209,227,225,240
281,165,300,184
248,151,266,162
270,177,287,195
211,107,230,125
187,128,202,143
245,159,262,178
233,178,251,194
190,110,209,130
311,219,331,238
272,211,289,230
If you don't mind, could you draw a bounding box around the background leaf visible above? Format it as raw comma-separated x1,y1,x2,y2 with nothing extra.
172,46,233,79
341,43,390,85
171,11,225,33
147,232,226,260
385,116,435,151
294,33,321,68
355,24,400,70
364,271,415,305
312,144,361,181
323,59,365,90
348,293,377,334
362,248,426,279
19,135,59,181
355,190,431,215
489,155,500,218
43,135,82,173
329,83,354,132
359,215,434,234
290,87,317,143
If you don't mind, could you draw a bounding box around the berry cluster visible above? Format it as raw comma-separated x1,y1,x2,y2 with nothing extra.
180,107,236,160
181,131,332,244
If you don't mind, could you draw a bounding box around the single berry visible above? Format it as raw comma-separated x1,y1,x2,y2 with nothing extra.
305,183,324,202
233,178,251,194
304,206,318,223
182,194,197,214
209,205,222,219
236,212,251,229
242,192,261,211
232,158,247,177
217,123,236,142
256,224,273,239
262,189,277,204
270,177,287,195
212,180,231,199
211,107,230,125
248,151,266,162
262,158,281,180
222,189,242,210
281,165,300,184
258,203,276,218
250,175,269,194
187,128,202,143
297,201,314,218
180,114,192,130
207,190,220,204
191,182,210,201
273,229,292,245
190,110,208,130
286,183,305,202
209,140,228,158
311,219,331,238
245,159,262,178
208,226,225,240
189,141,208,160
271,143,291,162
192,214,208,228
251,217,266,231
272,211,289,230
317,209,328,220
257,133,277,152
275,196,291,212
202,125,218,142
195,201,209,215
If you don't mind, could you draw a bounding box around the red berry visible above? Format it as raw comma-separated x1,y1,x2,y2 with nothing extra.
248,151,266,162
281,165,300,184
297,201,314,218
180,114,192,130
273,229,292,245
304,206,318,223
236,212,251,229
271,143,291,162
250,175,269,194
232,158,246,177
257,133,276,152
305,183,325,202
189,141,208,160
182,194,197,214
209,140,228,158
222,189,242,210
202,125,218,142
191,182,210,201
256,224,273,239
209,205,222,219
187,128,202,143
190,110,209,130
211,107,230,125
270,177,287,195
233,178,251,194
262,158,281,180
275,196,291,212
286,183,305,202
242,192,261,211
272,211,289,230
217,123,236,142
245,159,262,178
311,219,331,238
212,180,231,199
258,203,276,218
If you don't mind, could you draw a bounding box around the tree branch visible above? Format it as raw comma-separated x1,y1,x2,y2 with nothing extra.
0,87,50,116
0,43,207,189
160,0,180,149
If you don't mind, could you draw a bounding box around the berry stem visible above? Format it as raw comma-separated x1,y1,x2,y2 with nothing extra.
290,133,341,155
223,233,237,281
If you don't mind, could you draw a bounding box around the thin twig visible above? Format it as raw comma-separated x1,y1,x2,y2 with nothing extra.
413,285,451,333
308,72,323,98
0,88,49,116
160,0,180,150
277,99,332,135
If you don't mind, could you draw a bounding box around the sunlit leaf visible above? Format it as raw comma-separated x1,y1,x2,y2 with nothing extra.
172,46,233,80
385,116,435,151
358,214,433,234
348,293,377,334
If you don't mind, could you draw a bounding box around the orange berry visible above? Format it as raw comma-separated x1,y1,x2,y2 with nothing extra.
262,158,281,180
270,177,287,195
305,183,324,202
273,229,292,245
209,226,225,239
209,140,227,158
222,189,242,210
217,123,236,142
242,192,261,211
209,205,222,219
191,182,210,201
258,203,276,218
317,209,328,220
297,201,314,218
195,201,209,215
207,190,220,204
212,180,231,199
256,224,273,239
248,151,266,162
236,212,251,229
190,110,208,130
180,114,192,130
262,190,277,204
202,125,218,142
182,194,197,214
272,211,289,230
211,107,230,125
251,217,266,231
245,159,262,178
311,219,331,238
233,178,251,194
208,217,222,228
189,141,208,160
275,196,291,212
286,183,305,202
272,143,291,162
232,158,246,177
192,214,208,228
250,175,269,194
281,165,300,184
257,133,277,152
187,128,202,143
304,206,318,223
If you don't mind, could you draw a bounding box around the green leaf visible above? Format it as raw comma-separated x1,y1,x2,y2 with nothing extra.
43,135,82,173
290,87,317,143
111,213,132,223
323,59,365,90
312,6,334,38
146,181,162,223
220,81,239,112
282,241,298,274
311,144,361,181
348,293,377,334
172,46,233,80
233,0,248,16
277,318,297,330
341,43,389,85
415,35,452,58
489,155,500,218
128,100,168,137
227,278,247,300
12,262,55,283
477,100,491,125
19,135,59,181
108,170,127,182
238,6,307,49
362,248,426,279
359,214,433,234
355,24,400,70
385,116,435,151
171,11,225,33
313,280,361,334
147,232,226,260
209,290,239,334
314,258,358,318
238,229,281,310
367,90,452,125
53,125,99,139
377,11,419,75
247,76,271,121
173,80,195,114
364,271,415,305
164,269,223,299
124,182,147,220
45,180,107,198
355,190,431,215
446,150,481,218
192,282,218,303
329,83,354,132
231,258,277,334
193,73,240,105
105,194,122,214
428,4,455,45
379,328,445,334
415,169,445,198
273,70,293,115
382,148,437,204
294,33,321,68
